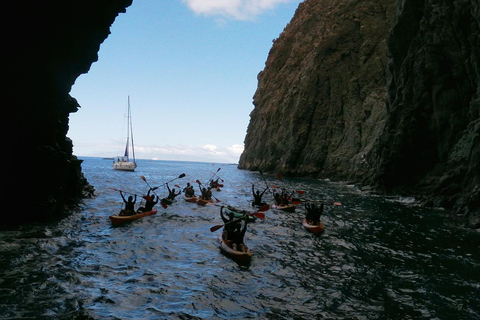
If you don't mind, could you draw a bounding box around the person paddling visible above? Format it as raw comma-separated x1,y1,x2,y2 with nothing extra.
220,206,235,241
305,202,323,225
166,183,181,200
252,184,268,206
120,191,136,216
230,220,249,252
138,188,158,212
183,183,195,197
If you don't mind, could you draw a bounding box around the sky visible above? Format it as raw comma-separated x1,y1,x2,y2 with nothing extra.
69,0,303,163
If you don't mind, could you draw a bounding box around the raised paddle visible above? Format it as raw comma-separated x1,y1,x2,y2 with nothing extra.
109,187,139,196
153,173,186,188
140,175,168,209
210,211,266,232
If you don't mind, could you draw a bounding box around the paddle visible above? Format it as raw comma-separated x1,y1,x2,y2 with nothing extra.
153,173,186,188
140,175,168,209
210,210,266,232
207,168,221,184
109,187,138,196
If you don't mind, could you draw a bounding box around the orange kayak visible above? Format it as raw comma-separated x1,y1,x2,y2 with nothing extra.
302,219,325,234
109,209,157,225
184,194,198,203
197,198,213,206
217,234,252,265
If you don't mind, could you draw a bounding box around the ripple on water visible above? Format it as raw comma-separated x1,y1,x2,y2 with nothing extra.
0,158,479,319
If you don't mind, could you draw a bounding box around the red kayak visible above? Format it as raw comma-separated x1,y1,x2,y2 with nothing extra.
109,209,157,225
302,218,325,234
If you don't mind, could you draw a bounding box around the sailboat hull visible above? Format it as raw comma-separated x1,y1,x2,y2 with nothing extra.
113,161,136,171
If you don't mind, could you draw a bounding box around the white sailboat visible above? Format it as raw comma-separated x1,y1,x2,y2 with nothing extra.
113,96,137,171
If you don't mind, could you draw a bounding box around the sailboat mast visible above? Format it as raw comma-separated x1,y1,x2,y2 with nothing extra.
124,96,130,161
129,97,136,165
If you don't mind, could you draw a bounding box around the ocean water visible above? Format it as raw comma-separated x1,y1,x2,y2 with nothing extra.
0,157,479,319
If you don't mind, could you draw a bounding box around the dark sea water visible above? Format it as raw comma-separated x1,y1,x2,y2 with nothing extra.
1,157,479,319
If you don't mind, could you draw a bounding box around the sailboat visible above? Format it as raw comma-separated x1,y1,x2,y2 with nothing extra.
113,96,137,171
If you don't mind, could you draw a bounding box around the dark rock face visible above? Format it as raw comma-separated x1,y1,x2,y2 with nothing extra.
239,0,480,227
4,1,132,226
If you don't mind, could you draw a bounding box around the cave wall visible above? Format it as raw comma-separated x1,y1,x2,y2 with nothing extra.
239,0,397,178
4,1,132,226
366,0,480,226
239,0,480,227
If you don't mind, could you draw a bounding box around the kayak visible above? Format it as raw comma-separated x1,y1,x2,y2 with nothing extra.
251,201,267,208
109,209,158,225
302,219,325,234
272,204,296,212
161,198,175,205
197,198,213,206
184,194,198,203
224,206,256,222
217,233,252,265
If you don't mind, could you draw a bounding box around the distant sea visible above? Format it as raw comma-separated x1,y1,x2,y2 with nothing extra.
1,157,479,319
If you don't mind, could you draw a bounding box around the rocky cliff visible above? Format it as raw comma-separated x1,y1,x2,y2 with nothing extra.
239,0,480,228
4,1,132,226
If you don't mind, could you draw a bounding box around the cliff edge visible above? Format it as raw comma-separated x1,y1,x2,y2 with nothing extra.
4,1,132,226
239,0,479,227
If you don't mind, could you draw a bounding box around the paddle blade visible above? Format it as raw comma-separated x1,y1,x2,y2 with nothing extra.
152,186,159,190
271,185,279,189
217,168,221,172
252,211,266,219
258,204,270,212
160,200,168,209
333,202,342,206
179,173,186,178
210,224,223,232
292,201,302,205
296,190,305,194
140,175,147,182
174,184,181,188
218,184,224,187
215,198,221,203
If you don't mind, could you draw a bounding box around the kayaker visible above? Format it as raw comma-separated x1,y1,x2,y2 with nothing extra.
274,192,282,205
305,203,323,225
220,206,235,241
230,220,249,252
252,184,268,206
120,191,136,216
138,188,158,212
210,178,219,189
166,183,181,200
199,185,212,200
183,183,195,197
312,203,324,225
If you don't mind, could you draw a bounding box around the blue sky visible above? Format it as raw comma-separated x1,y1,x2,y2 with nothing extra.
69,0,302,163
